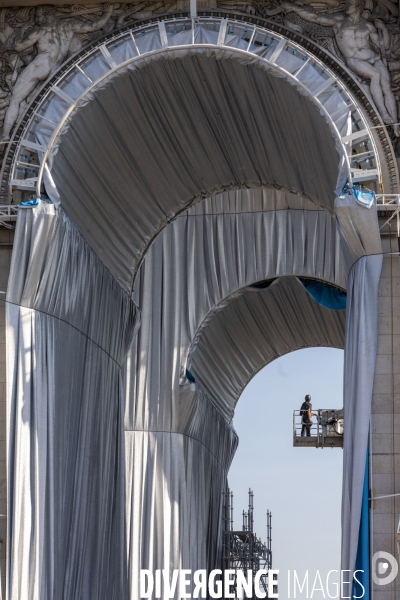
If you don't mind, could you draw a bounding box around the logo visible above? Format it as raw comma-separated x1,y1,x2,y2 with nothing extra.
372,552,398,586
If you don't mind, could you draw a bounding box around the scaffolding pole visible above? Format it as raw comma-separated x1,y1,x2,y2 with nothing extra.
222,487,272,599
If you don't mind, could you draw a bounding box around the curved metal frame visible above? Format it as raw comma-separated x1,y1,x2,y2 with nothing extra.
7,16,382,202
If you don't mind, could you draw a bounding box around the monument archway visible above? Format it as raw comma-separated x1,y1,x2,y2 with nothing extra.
4,14,387,600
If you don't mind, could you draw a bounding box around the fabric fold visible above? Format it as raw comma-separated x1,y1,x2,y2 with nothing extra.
341,253,382,597
6,204,140,600
123,189,348,591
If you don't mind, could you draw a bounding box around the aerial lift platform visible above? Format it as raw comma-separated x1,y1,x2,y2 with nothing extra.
293,409,343,448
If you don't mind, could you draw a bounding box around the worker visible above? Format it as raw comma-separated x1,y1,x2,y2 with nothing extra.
300,394,317,437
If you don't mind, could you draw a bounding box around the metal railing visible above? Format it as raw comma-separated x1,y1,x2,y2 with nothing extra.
376,194,400,208
376,194,400,237
293,409,343,448
1,15,380,205
0,206,17,221
0,205,17,230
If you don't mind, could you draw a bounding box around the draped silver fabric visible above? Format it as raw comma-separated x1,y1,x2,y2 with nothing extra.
50,54,341,289
125,189,346,428
335,193,383,270
6,43,383,599
6,203,139,600
341,254,382,596
125,386,238,596
122,187,382,597
123,189,349,595
333,192,383,593
188,277,345,417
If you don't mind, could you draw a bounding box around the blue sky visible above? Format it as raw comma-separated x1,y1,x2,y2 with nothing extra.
228,347,344,598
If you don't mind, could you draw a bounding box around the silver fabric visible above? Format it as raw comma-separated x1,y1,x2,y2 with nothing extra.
6,35,383,596
125,189,346,429
123,187,381,596
335,193,383,271
188,277,345,418
125,386,238,597
341,253,382,596
334,193,382,593
6,203,139,600
123,189,349,594
50,54,341,290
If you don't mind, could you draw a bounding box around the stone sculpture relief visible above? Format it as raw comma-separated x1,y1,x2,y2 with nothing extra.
0,0,399,147
1,4,113,140
282,0,400,136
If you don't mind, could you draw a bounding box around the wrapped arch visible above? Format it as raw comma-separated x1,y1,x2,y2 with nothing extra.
5,23,383,600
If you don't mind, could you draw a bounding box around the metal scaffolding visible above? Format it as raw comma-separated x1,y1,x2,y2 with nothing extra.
222,488,272,598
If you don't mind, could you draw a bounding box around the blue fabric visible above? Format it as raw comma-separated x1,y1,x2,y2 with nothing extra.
353,449,370,599
353,187,375,210
300,279,347,310
20,198,40,207
338,184,375,210
186,369,196,383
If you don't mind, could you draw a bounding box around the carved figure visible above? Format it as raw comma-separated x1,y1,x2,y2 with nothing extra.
1,4,113,141
281,0,400,136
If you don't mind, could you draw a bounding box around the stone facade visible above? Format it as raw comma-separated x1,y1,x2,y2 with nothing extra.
372,230,400,599
0,229,12,600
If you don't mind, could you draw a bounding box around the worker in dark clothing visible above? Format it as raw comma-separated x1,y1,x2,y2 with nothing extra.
300,394,317,436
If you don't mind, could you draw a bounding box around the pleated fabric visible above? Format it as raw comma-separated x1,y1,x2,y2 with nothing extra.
6,35,382,596
6,204,140,600
123,189,348,595
341,254,382,597
121,187,382,598
6,180,382,597
125,386,238,597
51,54,341,289
334,190,383,595
188,276,346,418
125,190,346,431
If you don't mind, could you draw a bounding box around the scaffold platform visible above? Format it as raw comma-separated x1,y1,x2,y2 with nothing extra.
293,409,343,448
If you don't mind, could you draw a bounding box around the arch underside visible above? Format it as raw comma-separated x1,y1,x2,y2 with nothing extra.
188,276,345,421
51,53,340,289
12,17,385,291
125,188,347,429
6,13,397,214
122,187,349,594
126,188,347,426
